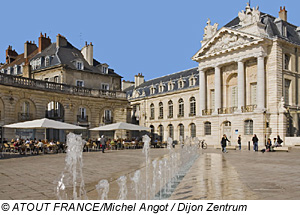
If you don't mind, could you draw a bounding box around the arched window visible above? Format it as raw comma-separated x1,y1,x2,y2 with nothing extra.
204,122,211,136
190,123,196,138
190,77,195,86
150,103,155,120
158,125,164,141
189,97,196,116
178,80,183,89
168,100,173,118
244,119,253,135
178,98,184,117
179,124,184,140
168,124,174,139
159,102,163,119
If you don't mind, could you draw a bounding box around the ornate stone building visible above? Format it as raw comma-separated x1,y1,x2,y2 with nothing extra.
0,33,128,141
126,4,300,146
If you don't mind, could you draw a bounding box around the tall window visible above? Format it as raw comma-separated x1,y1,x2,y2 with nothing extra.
178,81,183,89
190,78,195,86
250,83,257,105
45,56,50,67
104,110,112,122
102,66,108,74
244,120,253,135
210,90,215,110
79,107,86,118
168,82,174,91
76,80,84,87
77,61,83,70
179,124,184,139
284,79,291,105
22,101,30,114
159,85,164,93
190,123,196,138
231,86,238,107
102,83,109,90
159,102,163,119
168,124,174,139
284,54,290,70
158,125,164,141
150,103,155,119
189,97,196,116
168,100,173,118
204,122,211,136
178,98,184,117
54,76,60,83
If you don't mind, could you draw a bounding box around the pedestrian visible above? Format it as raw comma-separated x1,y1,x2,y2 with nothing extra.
221,134,230,153
277,135,283,146
237,135,241,150
252,134,259,151
100,135,106,153
266,138,272,152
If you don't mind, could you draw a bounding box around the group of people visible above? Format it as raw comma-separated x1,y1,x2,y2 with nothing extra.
220,134,283,153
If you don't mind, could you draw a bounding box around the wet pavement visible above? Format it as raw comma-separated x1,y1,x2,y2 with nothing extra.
1,147,300,200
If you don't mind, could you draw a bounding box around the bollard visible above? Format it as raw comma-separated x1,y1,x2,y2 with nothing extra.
248,141,250,151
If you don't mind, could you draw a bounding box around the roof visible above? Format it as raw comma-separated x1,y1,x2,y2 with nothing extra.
0,49,39,70
125,67,199,99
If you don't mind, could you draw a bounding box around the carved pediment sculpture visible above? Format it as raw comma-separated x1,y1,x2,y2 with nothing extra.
238,3,261,27
132,89,140,98
203,18,219,42
206,33,253,55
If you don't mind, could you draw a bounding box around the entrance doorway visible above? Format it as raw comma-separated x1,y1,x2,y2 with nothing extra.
223,121,232,141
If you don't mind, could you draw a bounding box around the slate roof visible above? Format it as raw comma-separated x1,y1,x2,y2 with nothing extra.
30,42,121,77
125,67,199,99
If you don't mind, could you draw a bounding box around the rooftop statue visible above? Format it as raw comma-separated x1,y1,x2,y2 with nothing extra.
238,3,261,27
203,18,219,41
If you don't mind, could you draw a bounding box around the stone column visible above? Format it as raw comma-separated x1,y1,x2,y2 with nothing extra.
199,69,206,116
237,60,245,111
257,55,265,110
214,66,221,114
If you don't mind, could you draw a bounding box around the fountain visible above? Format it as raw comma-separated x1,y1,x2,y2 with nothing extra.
142,134,151,199
56,133,86,200
117,175,128,200
131,170,141,200
96,179,109,200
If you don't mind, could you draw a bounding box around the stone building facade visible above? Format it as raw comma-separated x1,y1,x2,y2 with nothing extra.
126,4,300,147
0,33,128,141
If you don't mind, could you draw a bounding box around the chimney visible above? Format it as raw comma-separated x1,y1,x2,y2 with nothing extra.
56,34,68,48
38,32,51,53
81,41,93,65
134,73,145,88
5,45,18,64
24,41,37,61
279,6,287,22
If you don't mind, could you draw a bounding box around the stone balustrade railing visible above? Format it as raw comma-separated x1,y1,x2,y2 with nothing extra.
0,73,127,99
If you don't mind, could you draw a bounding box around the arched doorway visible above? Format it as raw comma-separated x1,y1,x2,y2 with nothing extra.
45,101,65,142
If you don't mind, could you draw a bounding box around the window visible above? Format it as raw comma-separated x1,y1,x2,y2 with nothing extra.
250,83,257,105
168,124,174,139
210,90,215,110
76,80,84,87
150,103,155,119
159,102,163,119
231,86,238,107
158,125,164,141
190,78,195,86
284,54,290,70
14,65,18,75
244,120,253,135
102,66,108,74
54,76,60,83
45,56,50,67
189,97,196,116
178,81,184,89
44,78,49,82
159,85,164,93
179,124,184,140
22,101,30,114
190,123,196,138
168,82,174,91
150,86,156,95
284,79,291,105
178,98,184,117
102,83,109,90
104,110,112,122
77,61,83,70
204,122,211,136
79,107,86,118
168,100,173,118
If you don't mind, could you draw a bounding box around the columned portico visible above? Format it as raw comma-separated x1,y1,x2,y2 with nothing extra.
237,60,245,111
256,54,266,110
214,66,221,114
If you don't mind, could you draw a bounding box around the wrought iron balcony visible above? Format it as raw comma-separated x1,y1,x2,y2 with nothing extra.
177,113,184,118
18,113,33,121
189,112,196,117
45,110,63,119
202,109,213,116
241,105,257,113
77,115,88,123
218,107,237,114
102,116,113,124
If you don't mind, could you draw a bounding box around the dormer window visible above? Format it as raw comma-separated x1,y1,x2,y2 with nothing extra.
168,81,174,91
76,61,83,70
14,65,18,75
150,86,156,95
159,83,164,93
45,56,50,67
178,80,184,89
190,76,196,86
102,66,108,74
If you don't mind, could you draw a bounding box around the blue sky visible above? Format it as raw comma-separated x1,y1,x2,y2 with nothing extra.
0,0,299,82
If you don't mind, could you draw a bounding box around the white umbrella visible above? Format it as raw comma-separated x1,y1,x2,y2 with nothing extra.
90,122,150,131
4,118,86,140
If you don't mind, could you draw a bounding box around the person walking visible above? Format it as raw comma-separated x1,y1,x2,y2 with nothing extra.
252,134,259,151
266,138,272,152
221,134,230,153
100,135,106,153
237,135,241,150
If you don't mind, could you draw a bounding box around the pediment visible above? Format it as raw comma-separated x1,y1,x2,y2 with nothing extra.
192,28,264,60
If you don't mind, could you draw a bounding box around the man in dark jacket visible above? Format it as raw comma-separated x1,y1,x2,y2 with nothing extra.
100,135,106,153
252,134,259,151
221,134,230,153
